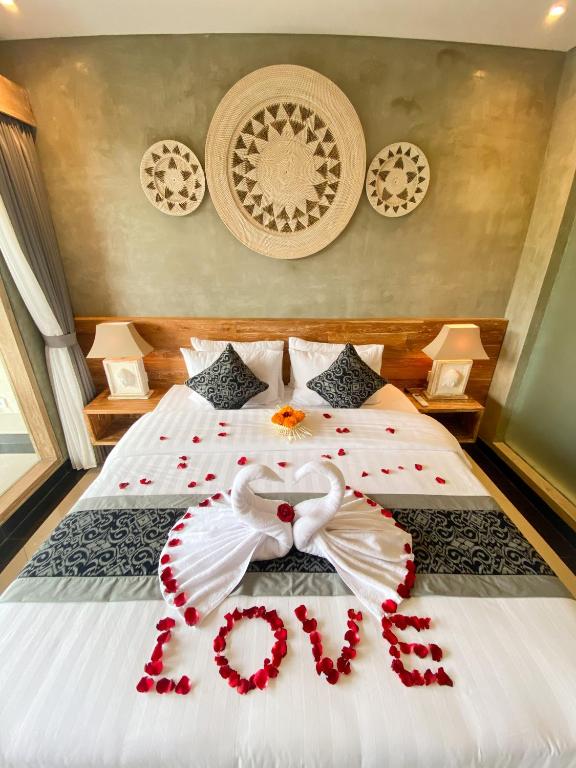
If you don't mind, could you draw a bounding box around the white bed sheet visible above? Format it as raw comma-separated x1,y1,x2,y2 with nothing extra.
1,595,575,768
1,388,575,768
83,386,480,503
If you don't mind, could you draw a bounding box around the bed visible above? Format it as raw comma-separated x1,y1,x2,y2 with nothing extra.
1,319,575,768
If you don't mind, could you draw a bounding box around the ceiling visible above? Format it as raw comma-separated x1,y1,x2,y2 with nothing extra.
0,0,575,51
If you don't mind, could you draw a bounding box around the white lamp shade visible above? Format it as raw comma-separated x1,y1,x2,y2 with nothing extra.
422,324,488,361
87,322,153,359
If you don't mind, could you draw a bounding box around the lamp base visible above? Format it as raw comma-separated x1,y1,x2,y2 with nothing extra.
107,390,154,401
103,357,152,400
425,359,473,399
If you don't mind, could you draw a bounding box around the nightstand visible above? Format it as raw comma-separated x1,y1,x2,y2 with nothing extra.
405,390,485,444
83,388,169,445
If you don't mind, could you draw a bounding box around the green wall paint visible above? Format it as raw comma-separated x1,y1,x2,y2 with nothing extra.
0,35,563,318
504,213,576,504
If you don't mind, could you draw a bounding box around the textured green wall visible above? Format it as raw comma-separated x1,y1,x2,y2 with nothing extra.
0,35,563,318
504,214,576,504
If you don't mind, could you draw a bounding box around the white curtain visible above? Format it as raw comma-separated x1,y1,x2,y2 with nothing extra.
0,191,96,469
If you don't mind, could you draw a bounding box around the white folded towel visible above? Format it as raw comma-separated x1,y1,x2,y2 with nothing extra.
293,461,413,618
159,464,293,624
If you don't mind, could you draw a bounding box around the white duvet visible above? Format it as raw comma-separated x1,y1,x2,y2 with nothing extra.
0,386,575,768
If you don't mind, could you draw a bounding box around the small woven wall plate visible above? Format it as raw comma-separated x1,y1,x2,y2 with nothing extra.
140,140,205,216
205,65,366,259
366,142,430,218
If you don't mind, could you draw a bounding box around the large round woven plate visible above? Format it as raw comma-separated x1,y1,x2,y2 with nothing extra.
206,65,366,259
140,140,205,216
366,142,429,217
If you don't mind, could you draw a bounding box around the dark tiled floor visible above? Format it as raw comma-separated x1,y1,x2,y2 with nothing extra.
466,442,576,574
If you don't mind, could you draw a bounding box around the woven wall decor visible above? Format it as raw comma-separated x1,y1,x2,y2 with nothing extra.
140,140,205,216
205,65,366,259
366,142,430,218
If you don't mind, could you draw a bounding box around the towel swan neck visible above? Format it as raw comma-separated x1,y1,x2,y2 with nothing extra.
293,460,345,550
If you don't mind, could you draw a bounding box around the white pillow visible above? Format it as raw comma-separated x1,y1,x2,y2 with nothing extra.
191,337,284,352
289,337,384,358
180,347,283,408
289,347,385,407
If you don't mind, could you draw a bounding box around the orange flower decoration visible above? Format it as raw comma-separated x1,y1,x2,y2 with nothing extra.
271,405,306,428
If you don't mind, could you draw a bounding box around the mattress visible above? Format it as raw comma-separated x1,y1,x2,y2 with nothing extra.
0,386,575,768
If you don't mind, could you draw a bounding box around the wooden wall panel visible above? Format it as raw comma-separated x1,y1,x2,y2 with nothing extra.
75,317,508,405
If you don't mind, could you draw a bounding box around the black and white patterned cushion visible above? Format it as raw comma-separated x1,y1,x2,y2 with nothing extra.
185,343,268,409
306,343,387,408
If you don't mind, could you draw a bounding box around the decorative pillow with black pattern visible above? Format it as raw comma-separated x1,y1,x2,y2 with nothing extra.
185,343,268,409
306,343,388,408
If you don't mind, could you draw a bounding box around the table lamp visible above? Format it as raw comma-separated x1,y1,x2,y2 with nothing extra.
422,324,488,400
87,322,154,399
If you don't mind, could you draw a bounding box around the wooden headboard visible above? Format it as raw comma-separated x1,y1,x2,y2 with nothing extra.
75,317,508,405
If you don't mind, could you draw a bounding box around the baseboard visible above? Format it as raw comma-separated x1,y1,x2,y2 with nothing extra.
0,460,83,572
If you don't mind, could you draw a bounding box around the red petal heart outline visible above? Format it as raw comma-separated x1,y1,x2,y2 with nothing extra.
213,606,287,695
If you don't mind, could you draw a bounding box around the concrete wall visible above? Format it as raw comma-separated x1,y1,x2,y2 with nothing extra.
484,46,576,439
0,35,563,318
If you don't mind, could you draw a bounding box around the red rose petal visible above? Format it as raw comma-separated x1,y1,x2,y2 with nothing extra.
302,618,317,633
168,538,182,547
382,599,398,613
157,630,172,645
277,503,295,523
323,413,332,419
326,669,340,685
218,421,227,427
118,482,129,490
160,554,171,565
404,543,412,554
187,480,197,488
213,635,226,653
337,656,351,675
173,523,185,532
361,471,369,477
277,461,288,468
253,668,269,690
136,676,154,692
430,643,443,662
398,465,405,470
320,657,333,674
386,427,395,434
205,473,216,481
237,456,248,466
174,592,187,607
159,435,169,441
294,604,307,622
217,432,228,437
321,454,332,459
185,606,200,626
338,448,346,456
381,508,393,518
163,578,178,593
139,478,152,485
199,499,210,507
156,617,176,631
175,675,191,695
397,583,411,599
381,468,390,475
415,464,423,471
366,498,377,507
437,667,454,687
344,629,360,646
177,462,188,470
151,644,163,662
192,436,201,443
353,490,364,498
156,677,175,694
144,660,163,676
436,476,446,485
341,646,356,660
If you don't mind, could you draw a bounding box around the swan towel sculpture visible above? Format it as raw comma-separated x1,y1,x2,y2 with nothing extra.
159,461,412,624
